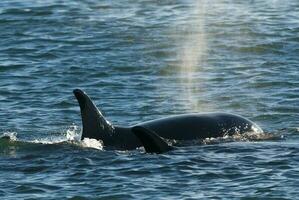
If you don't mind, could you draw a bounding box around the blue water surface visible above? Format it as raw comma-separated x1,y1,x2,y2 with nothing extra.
0,0,299,199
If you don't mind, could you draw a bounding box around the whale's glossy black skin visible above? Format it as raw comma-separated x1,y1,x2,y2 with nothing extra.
73,89,262,150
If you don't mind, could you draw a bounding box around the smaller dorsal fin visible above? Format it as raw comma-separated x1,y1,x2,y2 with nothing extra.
132,126,173,154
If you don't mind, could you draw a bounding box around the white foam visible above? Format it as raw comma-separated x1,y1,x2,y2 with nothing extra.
81,138,103,150
30,124,81,145
31,137,65,144
202,130,275,145
252,123,264,134
0,125,104,151
66,124,81,141
0,132,17,141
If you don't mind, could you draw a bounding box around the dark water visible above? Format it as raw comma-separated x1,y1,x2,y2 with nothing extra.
1,0,299,199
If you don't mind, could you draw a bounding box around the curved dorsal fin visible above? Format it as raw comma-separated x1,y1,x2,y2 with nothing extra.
132,126,173,154
73,89,114,141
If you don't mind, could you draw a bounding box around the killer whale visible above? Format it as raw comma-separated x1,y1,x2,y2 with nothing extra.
73,89,263,153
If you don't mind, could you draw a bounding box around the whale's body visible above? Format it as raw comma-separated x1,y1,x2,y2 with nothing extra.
73,89,262,153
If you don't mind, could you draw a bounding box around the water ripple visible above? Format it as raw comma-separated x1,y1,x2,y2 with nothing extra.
1,0,299,199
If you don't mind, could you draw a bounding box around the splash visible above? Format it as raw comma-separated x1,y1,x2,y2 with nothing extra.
0,125,104,151
66,124,81,141
30,125,103,150
81,138,103,150
201,123,273,144
67,124,104,150
202,131,276,145
0,132,17,141
29,125,81,145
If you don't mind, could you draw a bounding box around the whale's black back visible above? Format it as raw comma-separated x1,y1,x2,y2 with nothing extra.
137,113,259,140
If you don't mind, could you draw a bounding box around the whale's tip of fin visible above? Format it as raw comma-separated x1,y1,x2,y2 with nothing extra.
73,89,86,106
132,126,173,154
73,88,85,96
73,88,82,93
73,88,86,102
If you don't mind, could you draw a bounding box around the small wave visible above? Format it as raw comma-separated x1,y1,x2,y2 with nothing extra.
30,124,81,145
0,132,17,141
202,131,278,145
1,125,104,151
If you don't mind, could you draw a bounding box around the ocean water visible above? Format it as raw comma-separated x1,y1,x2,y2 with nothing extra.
0,0,299,199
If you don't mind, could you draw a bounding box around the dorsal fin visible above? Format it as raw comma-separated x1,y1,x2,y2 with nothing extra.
132,126,173,154
73,89,114,141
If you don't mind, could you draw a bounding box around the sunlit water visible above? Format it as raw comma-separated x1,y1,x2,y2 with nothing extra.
0,0,299,199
